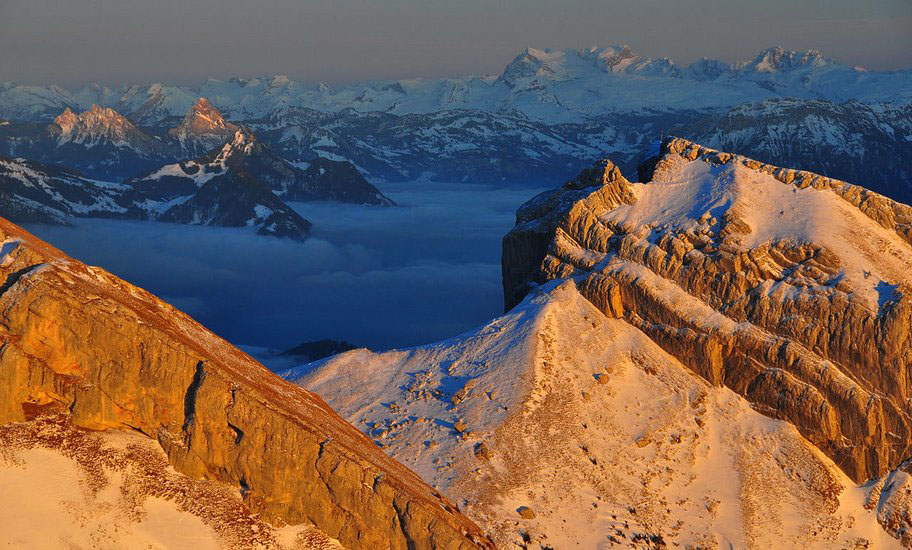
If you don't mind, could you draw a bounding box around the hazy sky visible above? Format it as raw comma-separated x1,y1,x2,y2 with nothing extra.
1,0,911,86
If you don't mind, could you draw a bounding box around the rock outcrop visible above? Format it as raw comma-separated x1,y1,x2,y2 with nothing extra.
503,137,912,486
0,216,493,549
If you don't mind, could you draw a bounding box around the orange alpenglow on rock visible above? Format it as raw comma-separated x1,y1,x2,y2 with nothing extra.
0,216,494,550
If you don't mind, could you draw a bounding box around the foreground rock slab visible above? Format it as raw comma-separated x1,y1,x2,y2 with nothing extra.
0,216,492,549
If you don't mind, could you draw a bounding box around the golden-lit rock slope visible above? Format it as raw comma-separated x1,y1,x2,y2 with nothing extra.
0,216,493,550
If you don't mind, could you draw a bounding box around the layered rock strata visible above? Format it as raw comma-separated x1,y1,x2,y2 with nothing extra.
0,216,492,549
503,137,912,484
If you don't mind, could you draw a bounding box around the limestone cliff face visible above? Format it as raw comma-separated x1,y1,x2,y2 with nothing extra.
0,217,492,549
503,137,912,487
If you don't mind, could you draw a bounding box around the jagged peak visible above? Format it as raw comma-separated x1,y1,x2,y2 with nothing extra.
568,158,629,190
53,107,78,126
182,96,227,125
169,97,237,143
192,96,214,110
51,104,137,139
736,46,831,73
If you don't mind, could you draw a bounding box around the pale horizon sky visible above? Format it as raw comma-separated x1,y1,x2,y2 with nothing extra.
1,0,910,87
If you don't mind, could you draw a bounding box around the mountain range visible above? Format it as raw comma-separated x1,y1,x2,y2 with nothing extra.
0,99,393,239
2,46,909,203
3,47,910,123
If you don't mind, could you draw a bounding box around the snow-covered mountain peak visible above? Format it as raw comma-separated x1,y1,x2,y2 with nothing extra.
168,97,239,155
629,137,912,308
588,44,638,71
505,137,912,488
500,45,645,85
176,97,232,131
268,74,292,88
737,46,829,73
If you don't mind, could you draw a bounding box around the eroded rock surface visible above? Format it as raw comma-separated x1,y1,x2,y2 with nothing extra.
0,217,492,549
503,137,912,486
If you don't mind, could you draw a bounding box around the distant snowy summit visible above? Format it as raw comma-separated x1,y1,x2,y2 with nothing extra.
2,46,909,124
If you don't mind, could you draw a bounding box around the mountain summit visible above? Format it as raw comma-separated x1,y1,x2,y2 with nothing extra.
169,97,239,156
52,104,149,146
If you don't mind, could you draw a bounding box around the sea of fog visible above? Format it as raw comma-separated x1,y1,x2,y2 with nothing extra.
23,181,548,364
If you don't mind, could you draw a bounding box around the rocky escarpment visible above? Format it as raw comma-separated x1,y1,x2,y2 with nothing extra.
503,137,912,488
0,217,493,549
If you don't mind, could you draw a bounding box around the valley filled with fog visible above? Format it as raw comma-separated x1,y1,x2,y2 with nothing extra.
24,180,547,359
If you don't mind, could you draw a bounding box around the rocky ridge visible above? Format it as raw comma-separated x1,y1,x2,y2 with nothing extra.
0,155,312,241
132,127,393,208
0,216,493,548
676,98,912,203
503,137,912,486
41,104,174,179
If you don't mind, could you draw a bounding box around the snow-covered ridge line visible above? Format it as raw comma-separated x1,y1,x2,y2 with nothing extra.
3,46,910,124
285,281,909,548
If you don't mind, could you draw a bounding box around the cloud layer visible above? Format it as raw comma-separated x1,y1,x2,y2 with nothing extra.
24,182,546,355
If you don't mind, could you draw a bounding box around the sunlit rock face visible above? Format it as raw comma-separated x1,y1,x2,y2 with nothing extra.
169,97,240,157
503,137,912,487
0,216,493,549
